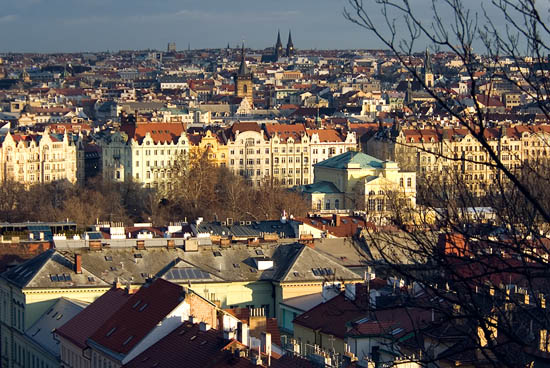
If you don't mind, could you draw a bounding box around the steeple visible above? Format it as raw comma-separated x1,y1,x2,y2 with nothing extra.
423,48,434,88
424,48,433,74
275,30,284,58
286,30,294,57
238,43,250,76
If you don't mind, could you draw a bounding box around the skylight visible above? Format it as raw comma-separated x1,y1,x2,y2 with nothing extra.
139,303,148,312
106,327,116,337
122,336,134,346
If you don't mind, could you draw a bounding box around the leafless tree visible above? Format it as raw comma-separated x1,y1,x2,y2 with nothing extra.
343,0,550,366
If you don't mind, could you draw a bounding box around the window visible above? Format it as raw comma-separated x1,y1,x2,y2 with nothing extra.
335,199,340,209
407,178,412,187
136,161,139,167
368,199,375,211
400,178,404,187
317,201,322,210
325,200,330,210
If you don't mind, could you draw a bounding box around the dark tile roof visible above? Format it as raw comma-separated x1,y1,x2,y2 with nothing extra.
123,322,239,368
293,293,368,339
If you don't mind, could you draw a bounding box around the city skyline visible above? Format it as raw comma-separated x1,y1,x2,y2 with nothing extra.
1,0,371,53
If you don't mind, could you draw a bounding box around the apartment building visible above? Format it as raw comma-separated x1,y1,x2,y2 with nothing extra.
187,129,228,167
265,123,310,186
225,122,272,186
226,123,358,187
0,131,77,184
101,122,189,187
366,124,550,195
308,129,357,174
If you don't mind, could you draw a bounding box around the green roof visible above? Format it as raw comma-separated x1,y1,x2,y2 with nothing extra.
295,181,342,194
314,151,385,169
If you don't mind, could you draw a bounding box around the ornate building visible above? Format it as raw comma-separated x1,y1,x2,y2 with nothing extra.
296,151,416,217
234,45,253,106
0,131,78,185
100,122,189,188
365,124,550,196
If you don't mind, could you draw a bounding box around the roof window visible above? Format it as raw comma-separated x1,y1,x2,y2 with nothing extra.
106,327,116,337
139,303,148,312
122,336,134,346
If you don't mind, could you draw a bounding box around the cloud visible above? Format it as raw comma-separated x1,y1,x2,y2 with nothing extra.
0,15,17,23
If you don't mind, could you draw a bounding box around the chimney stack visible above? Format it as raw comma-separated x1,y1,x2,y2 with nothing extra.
237,322,249,346
261,332,272,366
333,214,341,227
136,240,145,250
74,254,82,274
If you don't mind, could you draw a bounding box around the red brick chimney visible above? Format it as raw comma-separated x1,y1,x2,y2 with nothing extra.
333,214,341,227
75,254,82,274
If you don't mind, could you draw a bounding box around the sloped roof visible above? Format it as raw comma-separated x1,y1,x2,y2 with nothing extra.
120,122,186,144
314,151,385,169
26,297,88,357
1,249,109,289
293,293,367,339
89,278,185,356
264,123,306,142
271,243,362,283
295,181,342,194
56,287,131,349
306,128,344,142
123,322,234,368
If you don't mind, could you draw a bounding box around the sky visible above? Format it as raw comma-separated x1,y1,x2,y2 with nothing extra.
0,0,548,53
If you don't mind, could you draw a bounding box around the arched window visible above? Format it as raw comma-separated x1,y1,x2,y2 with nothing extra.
243,84,248,94
334,199,340,209
369,190,375,196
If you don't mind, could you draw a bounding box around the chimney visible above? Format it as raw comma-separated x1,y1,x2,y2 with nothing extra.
237,322,249,346
89,240,102,251
199,322,211,331
136,240,145,250
74,254,82,274
333,214,341,227
189,316,196,324
261,332,272,366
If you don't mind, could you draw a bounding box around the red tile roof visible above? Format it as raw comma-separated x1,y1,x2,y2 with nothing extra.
264,123,306,142
120,122,186,144
89,278,184,356
306,129,345,143
295,216,373,238
56,287,131,349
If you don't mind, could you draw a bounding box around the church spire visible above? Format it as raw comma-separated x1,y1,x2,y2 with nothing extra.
275,30,284,59
237,42,250,76
286,30,294,57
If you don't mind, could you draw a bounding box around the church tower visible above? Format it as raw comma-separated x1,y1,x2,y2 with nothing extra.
234,44,254,106
275,30,284,59
424,48,434,88
286,30,295,57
